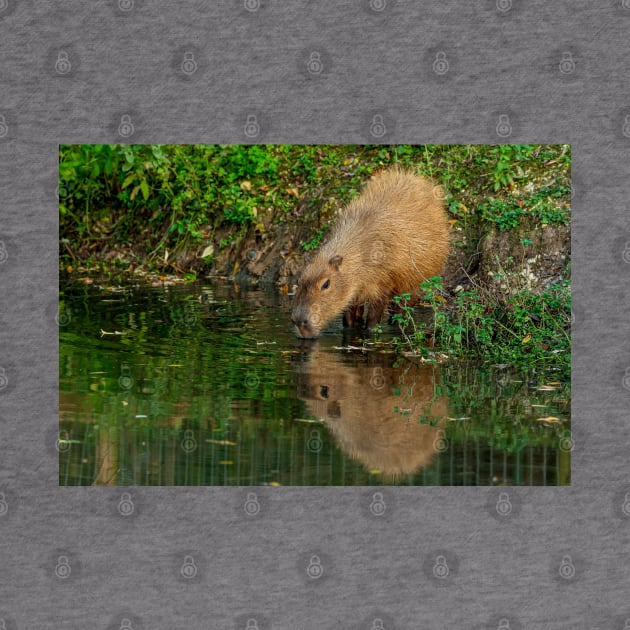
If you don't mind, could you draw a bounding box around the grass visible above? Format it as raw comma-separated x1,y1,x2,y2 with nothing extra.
390,276,570,381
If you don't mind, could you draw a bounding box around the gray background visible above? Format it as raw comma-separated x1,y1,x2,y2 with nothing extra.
0,0,629,628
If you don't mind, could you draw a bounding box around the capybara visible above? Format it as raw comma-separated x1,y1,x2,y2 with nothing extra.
291,167,449,338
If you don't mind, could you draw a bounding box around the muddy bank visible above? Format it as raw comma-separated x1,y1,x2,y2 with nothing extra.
208,211,570,298
60,146,571,298
73,192,570,299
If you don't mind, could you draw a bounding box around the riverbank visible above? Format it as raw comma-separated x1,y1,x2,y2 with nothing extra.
60,144,571,377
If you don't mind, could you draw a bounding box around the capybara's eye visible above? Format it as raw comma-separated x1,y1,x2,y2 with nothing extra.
321,279,330,290
320,385,329,398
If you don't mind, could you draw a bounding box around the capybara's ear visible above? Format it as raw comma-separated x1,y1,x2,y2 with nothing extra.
328,255,343,271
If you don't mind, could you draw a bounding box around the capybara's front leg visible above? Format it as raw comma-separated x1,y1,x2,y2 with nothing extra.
365,298,388,329
343,303,364,328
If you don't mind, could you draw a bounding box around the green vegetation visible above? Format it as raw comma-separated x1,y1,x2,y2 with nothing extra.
59,143,571,377
59,143,570,267
391,276,570,380
301,226,328,251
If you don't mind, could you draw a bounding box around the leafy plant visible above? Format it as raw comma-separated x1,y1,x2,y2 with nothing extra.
391,277,570,379
301,227,328,252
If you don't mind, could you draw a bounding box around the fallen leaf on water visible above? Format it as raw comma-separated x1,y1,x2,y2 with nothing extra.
218,460,233,465
206,439,237,446
521,334,532,344
535,416,561,423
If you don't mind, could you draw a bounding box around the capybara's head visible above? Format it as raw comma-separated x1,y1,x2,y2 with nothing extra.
292,254,353,338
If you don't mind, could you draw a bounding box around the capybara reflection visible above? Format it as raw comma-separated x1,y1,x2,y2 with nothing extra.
295,350,447,477
292,167,449,338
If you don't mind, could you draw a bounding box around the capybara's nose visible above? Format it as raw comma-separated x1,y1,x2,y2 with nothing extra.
291,308,309,328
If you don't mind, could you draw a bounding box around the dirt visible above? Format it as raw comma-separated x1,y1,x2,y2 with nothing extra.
205,211,570,299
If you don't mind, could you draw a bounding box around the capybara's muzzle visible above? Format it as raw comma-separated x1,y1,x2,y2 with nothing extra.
291,306,321,339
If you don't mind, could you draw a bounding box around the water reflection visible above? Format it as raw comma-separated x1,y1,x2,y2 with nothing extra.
59,279,570,486
295,346,446,477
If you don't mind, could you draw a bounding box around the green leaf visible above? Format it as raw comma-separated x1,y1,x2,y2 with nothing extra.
122,174,135,189
140,179,149,200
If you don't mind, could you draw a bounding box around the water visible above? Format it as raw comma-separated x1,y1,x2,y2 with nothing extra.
59,278,571,486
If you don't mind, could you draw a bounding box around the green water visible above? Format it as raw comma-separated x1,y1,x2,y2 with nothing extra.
59,278,571,486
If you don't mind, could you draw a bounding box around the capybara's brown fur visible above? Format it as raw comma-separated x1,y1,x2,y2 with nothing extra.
291,167,449,338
